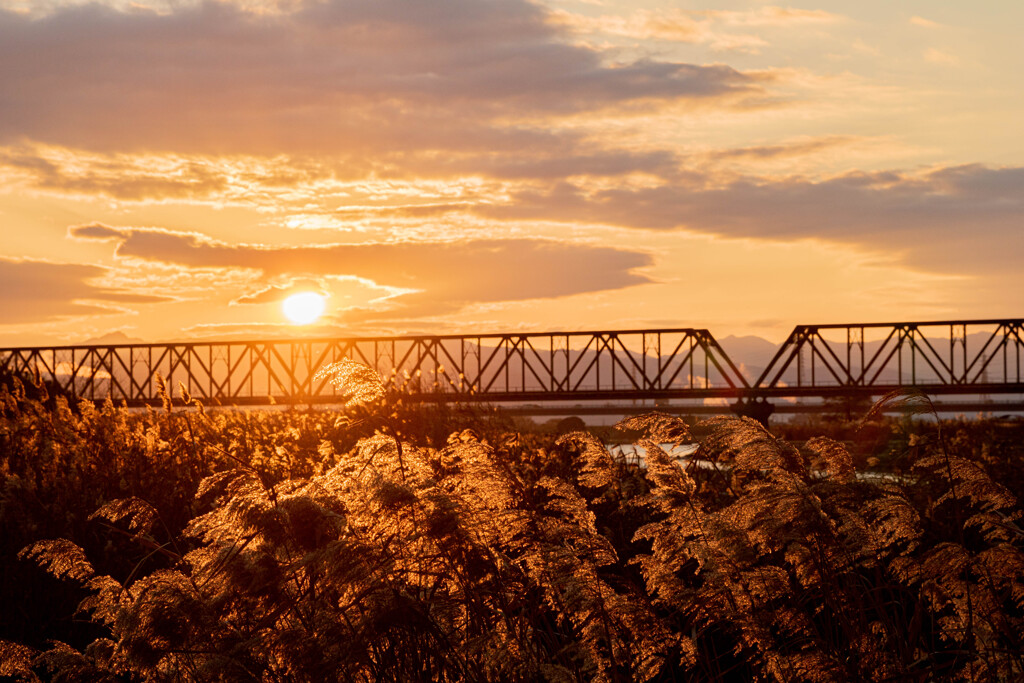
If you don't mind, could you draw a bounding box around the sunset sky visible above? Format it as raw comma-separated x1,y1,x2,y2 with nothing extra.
1,0,1022,347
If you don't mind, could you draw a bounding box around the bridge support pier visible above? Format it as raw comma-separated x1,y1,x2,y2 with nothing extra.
731,397,775,427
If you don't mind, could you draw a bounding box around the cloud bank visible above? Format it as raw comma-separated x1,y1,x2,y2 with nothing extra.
71,224,655,317
477,165,1024,276
0,0,765,155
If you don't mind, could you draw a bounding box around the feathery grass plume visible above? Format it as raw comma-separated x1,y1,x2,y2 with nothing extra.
346,431,412,480
556,430,619,491
922,451,1020,516
617,412,696,494
77,575,129,628
621,423,711,674
154,372,172,413
0,640,38,681
536,476,614,563
187,474,287,545
316,359,412,479
965,510,1024,545
167,431,470,678
700,415,806,479
617,411,693,448
0,377,19,414
519,474,663,681
89,497,159,536
860,387,937,425
18,539,95,582
861,493,924,558
315,359,387,408
918,542,974,636
178,381,192,406
194,468,259,503
907,429,1024,677
33,640,120,683
109,569,208,672
30,365,48,405
805,436,855,482
974,544,1024,611
631,413,948,680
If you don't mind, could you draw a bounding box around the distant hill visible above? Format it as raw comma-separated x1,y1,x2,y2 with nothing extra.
716,335,780,383
81,331,146,346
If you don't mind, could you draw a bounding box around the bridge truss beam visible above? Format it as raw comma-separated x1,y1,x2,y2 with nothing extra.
2,320,1022,411
754,319,1024,398
0,329,748,407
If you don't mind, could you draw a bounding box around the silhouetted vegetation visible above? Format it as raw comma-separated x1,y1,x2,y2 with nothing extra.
2,366,1023,681
0,366,74,410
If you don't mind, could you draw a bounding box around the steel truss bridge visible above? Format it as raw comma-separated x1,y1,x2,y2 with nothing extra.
1,319,1022,417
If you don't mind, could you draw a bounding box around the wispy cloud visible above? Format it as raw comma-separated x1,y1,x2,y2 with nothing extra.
549,8,706,43
909,16,943,29
231,279,328,305
924,47,960,66
708,6,842,27
0,257,170,323
704,136,857,161
552,5,842,53
0,140,688,205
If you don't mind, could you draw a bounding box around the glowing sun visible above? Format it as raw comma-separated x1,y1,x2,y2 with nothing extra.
282,292,326,325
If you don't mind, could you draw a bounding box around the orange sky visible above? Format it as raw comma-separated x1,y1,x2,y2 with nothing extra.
1,0,1022,347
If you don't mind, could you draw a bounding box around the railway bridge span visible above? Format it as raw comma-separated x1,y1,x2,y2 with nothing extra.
2,319,1022,420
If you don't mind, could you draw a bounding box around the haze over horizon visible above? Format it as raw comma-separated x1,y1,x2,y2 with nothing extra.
2,0,1022,347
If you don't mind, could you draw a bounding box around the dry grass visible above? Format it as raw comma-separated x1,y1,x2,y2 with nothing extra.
2,368,1023,681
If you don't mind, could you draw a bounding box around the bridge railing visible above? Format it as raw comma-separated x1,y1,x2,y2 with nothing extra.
0,329,748,406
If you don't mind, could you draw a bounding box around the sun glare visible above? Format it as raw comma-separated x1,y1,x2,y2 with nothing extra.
282,292,326,325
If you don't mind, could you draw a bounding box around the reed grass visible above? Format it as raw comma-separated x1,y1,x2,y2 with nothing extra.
2,368,1023,681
